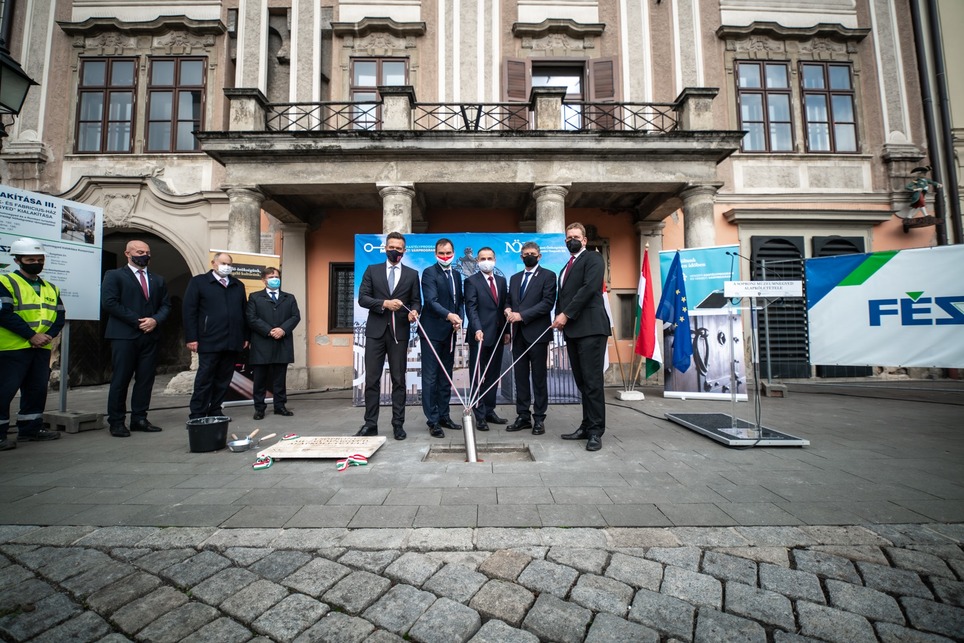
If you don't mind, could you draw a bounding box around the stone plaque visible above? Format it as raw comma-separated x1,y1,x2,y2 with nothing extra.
259,436,386,460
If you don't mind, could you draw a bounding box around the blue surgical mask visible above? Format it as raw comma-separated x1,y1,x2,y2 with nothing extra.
266,277,281,289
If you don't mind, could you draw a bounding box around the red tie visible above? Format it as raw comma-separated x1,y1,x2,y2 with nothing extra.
562,256,575,284
488,276,498,302
137,270,149,299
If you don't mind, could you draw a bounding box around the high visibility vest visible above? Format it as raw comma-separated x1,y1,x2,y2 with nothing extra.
0,272,61,351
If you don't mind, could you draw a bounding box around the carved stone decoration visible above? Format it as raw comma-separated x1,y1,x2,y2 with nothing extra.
522,33,593,52
84,33,137,55
103,193,137,228
800,37,847,58
733,35,785,56
153,31,215,54
350,32,413,54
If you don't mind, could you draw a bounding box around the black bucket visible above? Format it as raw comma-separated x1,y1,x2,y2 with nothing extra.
186,416,230,453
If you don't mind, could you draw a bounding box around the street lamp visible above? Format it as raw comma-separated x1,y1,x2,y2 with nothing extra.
0,0,37,138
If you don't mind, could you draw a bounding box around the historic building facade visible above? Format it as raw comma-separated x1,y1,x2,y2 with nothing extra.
1,0,957,387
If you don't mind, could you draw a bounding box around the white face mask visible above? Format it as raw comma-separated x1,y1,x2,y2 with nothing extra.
216,264,233,276
477,259,495,274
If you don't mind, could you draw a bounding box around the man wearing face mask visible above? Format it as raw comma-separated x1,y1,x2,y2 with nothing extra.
463,247,509,431
505,241,556,435
552,223,610,452
101,240,172,437
246,267,301,420
183,252,249,419
0,238,66,450
356,232,421,440
419,238,464,438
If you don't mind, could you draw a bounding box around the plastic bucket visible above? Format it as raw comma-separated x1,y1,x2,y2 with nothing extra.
185,416,230,453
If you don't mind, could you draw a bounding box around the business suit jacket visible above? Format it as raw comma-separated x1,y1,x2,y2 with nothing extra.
246,290,301,364
102,266,171,340
183,271,248,352
464,271,507,348
358,261,421,341
420,263,463,342
557,250,611,339
507,267,556,344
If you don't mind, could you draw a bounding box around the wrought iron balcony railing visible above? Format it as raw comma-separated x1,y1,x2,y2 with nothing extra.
412,103,532,131
561,102,679,132
265,101,382,131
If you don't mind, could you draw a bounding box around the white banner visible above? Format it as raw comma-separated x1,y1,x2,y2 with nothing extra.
0,185,103,321
806,245,964,368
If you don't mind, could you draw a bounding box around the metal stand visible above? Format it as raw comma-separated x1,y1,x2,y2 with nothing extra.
462,409,480,463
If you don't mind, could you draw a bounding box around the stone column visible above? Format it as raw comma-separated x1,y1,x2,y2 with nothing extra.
236,0,268,91
281,221,309,390
680,184,720,249
377,184,416,233
533,184,569,233
225,186,264,252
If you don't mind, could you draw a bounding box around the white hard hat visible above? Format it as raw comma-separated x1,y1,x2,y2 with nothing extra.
10,238,46,256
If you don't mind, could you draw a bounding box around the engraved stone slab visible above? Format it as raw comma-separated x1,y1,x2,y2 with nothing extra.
259,436,387,460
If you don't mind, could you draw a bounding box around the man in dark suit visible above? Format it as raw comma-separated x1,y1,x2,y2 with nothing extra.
183,252,248,419
101,240,172,437
464,247,509,432
552,222,611,451
505,241,556,435
356,232,421,440
420,238,463,438
246,266,301,420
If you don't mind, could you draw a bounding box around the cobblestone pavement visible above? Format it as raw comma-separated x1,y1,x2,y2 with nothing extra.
1,523,963,642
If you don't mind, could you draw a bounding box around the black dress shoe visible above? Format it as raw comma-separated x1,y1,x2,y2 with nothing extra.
438,417,462,430
274,407,294,417
532,422,545,435
475,421,489,432
253,410,265,421
429,425,445,438
393,427,407,440
484,413,507,424
110,425,131,438
131,420,162,432
355,426,378,437
506,417,532,432
586,435,602,451
561,428,589,440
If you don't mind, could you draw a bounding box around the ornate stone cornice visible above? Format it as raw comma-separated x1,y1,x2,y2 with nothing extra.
58,16,225,38
331,17,426,39
512,19,605,40
716,21,869,44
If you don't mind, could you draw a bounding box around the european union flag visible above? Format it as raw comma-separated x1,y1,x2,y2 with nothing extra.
655,251,693,372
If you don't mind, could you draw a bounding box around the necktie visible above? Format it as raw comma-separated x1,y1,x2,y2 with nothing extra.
561,256,575,285
270,291,278,302
220,277,228,288
520,271,532,298
444,269,454,300
388,265,396,292
137,270,149,299
488,276,498,302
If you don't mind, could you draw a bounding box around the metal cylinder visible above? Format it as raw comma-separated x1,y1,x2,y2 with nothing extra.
462,409,479,463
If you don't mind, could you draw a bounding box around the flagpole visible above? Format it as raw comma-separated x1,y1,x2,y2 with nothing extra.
610,325,628,390
630,357,644,392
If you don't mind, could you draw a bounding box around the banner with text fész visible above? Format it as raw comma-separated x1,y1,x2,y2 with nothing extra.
806,245,964,367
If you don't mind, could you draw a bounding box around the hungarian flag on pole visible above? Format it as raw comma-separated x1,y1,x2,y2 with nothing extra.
634,249,662,378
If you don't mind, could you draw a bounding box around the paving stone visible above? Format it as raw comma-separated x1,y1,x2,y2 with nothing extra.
796,600,877,643
468,619,539,643
701,550,757,585
191,567,260,606
800,526,890,546
660,565,722,609
339,529,409,551
10,526,98,546
0,526,40,544
569,573,633,617
38,548,112,582
254,593,330,642
269,528,349,550
282,557,352,596
474,528,543,550
408,596,482,643
110,547,151,562
931,576,964,607
672,527,749,547
695,608,767,643
339,549,401,574
604,552,663,590
477,549,531,581
810,545,889,565
605,527,680,548
136,601,221,643
323,570,391,615
826,579,905,624
547,547,609,574
86,570,163,614
222,546,272,566
74,527,162,548
645,546,701,570
759,562,825,603
724,580,794,629
132,548,196,574
773,633,826,643
111,586,189,634
161,550,233,588
294,612,374,643
179,616,257,643
363,584,436,635
516,559,579,598
856,561,932,599
425,551,491,571
793,549,861,583
865,524,953,547
423,563,488,603
468,579,535,627
734,526,815,547
221,579,289,622
384,552,444,587
249,550,314,581
365,631,405,643
0,563,33,590
0,577,53,610
540,528,608,548
407,528,474,551
60,560,136,598
887,547,956,579
137,528,218,549
203,529,285,550
0,593,81,640
584,612,659,643
628,587,696,641
508,546,549,560
900,596,964,639
875,621,958,643
29,610,112,642
522,593,592,643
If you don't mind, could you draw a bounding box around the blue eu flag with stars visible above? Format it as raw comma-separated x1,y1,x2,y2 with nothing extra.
655,252,693,372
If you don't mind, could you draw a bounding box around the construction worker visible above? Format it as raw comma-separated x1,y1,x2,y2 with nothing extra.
0,238,66,450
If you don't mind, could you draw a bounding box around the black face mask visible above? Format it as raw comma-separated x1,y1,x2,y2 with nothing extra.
566,238,583,253
386,249,404,263
20,263,44,276
130,254,151,267
522,255,539,268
